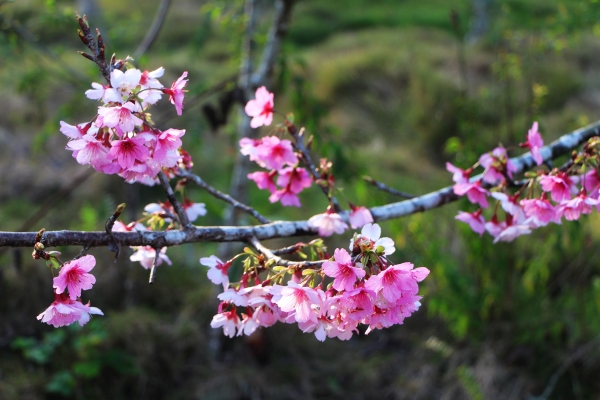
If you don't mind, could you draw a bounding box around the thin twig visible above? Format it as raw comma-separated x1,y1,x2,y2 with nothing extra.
271,243,306,256
363,176,415,199
149,247,159,284
248,236,326,268
157,171,192,229
178,169,270,224
76,13,111,83
528,335,600,400
133,0,172,61
287,126,341,211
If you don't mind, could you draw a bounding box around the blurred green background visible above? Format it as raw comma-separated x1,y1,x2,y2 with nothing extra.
2,0,600,398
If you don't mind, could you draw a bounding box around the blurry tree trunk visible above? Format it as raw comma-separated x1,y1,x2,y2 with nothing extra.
467,0,493,42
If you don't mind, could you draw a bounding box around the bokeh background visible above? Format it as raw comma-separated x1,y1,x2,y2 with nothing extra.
1,0,600,398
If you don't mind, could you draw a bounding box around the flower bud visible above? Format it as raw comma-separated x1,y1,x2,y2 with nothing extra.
34,242,45,252
375,245,385,255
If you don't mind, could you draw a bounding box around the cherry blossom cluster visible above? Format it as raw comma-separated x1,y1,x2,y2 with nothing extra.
60,67,189,185
113,200,207,269
202,223,429,341
240,87,314,207
450,122,600,242
37,254,103,328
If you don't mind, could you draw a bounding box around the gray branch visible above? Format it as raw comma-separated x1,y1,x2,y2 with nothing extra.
1,120,598,249
178,168,270,224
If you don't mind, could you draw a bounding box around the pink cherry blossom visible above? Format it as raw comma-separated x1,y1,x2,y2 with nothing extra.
210,309,240,338
109,68,142,101
60,121,89,139
556,192,598,221
237,311,260,336
492,222,532,243
53,255,97,300
66,134,109,168
270,282,322,323
245,86,274,128
269,188,301,207
352,222,395,255
307,211,348,237
218,287,251,307
582,169,600,195
349,205,374,229
446,162,470,184
255,136,298,170
340,287,375,322
248,171,277,193
138,67,165,106
521,196,559,227
97,102,143,133
455,210,485,236
200,255,230,289
365,263,425,303
453,180,489,208
479,147,518,184
527,122,544,166
108,136,150,169
85,82,111,102
183,199,206,222
491,192,524,220
485,215,506,238
239,138,262,164
276,167,312,194
130,246,171,269
163,71,188,115
37,292,103,328
153,128,184,161
539,172,579,202
322,248,366,292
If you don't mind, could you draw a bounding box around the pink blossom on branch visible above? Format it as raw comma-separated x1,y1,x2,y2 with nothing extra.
245,86,275,128
97,102,143,133
200,255,230,289
37,292,103,328
307,211,349,237
322,248,366,292
446,162,471,184
53,255,97,300
248,171,278,193
556,192,598,221
255,136,298,170
453,180,489,208
130,246,171,269
478,146,517,184
163,71,188,116
526,122,544,166
539,172,579,202
455,210,486,236
349,204,374,229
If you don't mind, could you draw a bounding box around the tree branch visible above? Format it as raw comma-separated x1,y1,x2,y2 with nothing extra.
248,236,326,268
1,120,598,249
132,0,171,61
178,169,270,224
363,176,415,199
251,0,296,87
157,171,192,229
